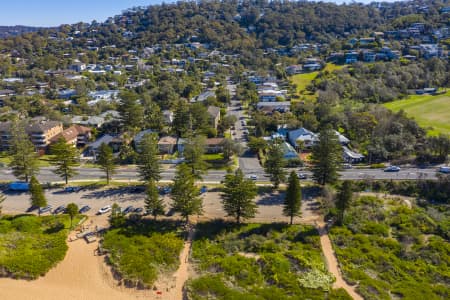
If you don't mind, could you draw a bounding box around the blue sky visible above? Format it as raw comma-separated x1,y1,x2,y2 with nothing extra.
1,0,401,27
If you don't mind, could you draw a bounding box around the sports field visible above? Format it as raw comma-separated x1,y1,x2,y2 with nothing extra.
384,91,450,135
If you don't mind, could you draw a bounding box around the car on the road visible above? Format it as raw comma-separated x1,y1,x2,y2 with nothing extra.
39,205,53,214
248,174,258,180
298,173,308,180
384,166,401,172
134,207,144,213
241,120,246,126
159,186,172,195
122,206,135,214
342,163,353,169
53,205,66,214
79,205,91,214
438,166,450,173
97,205,112,215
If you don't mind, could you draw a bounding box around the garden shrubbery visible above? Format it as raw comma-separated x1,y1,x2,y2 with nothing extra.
330,196,450,300
187,220,351,300
0,215,77,279
101,219,184,288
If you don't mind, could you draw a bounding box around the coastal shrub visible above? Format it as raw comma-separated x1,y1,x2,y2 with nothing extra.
329,195,450,300
0,215,77,279
188,221,343,299
101,219,184,287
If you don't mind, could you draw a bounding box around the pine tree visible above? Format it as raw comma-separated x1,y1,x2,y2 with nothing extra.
118,91,144,131
137,133,161,182
311,126,342,185
336,181,353,225
144,180,165,219
29,176,47,215
264,141,286,189
50,138,79,184
8,120,39,182
283,171,302,225
97,143,116,184
221,169,257,224
65,203,79,228
171,163,203,223
183,134,208,179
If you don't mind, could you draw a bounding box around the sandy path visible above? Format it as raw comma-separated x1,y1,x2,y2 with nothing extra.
0,216,156,300
317,224,363,300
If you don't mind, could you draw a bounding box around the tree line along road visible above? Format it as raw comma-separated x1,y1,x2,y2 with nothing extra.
0,166,440,184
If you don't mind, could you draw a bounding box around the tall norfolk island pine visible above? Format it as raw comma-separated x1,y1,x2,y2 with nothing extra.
97,143,117,184
264,141,286,189
171,163,203,223
8,120,39,182
50,138,80,184
221,168,257,224
145,179,165,220
283,171,302,225
29,176,47,215
137,133,161,182
311,126,342,185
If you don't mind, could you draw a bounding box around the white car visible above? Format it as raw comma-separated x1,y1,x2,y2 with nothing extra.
97,205,112,215
248,174,258,180
438,166,450,173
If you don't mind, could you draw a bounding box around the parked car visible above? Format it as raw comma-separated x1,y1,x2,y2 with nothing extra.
342,163,353,169
134,207,144,213
122,206,135,214
159,186,172,195
298,173,308,180
384,166,401,172
53,205,66,214
79,205,91,214
97,205,112,215
248,174,258,180
64,186,82,193
438,166,450,173
39,205,53,214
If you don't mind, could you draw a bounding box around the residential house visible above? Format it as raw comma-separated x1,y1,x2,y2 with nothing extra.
288,128,318,150
285,65,303,75
345,51,359,64
49,125,92,147
85,134,115,158
191,90,215,103
280,141,299,160
343,146,364,163
207,106,221,129
158,136,177,154
256,102,291,113
205,138,225,154
72,115,105,128
162,110,174,125
133,129,154,150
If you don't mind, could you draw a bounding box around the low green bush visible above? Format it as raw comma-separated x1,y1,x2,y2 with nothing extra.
330,196,450,300
188,221,346,299
101,219,184,288
0,215,78,279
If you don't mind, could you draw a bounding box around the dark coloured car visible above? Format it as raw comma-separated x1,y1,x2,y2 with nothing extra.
79,205,91,214
123,206,135,214
200,186,208,194
53,205,66,214
134,207,144,213
39,205,53,214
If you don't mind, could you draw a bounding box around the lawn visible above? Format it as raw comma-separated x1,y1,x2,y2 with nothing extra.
0,153,55,168
187,221,352,300
0,214,82,279
290,64,344,102
384,91,450,135
329,196,449,300
101,219,184,288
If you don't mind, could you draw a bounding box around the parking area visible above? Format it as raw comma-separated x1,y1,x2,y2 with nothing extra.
2,186,321,225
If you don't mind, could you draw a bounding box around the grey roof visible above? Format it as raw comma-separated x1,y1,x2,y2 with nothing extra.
133,129,154,146
207,106,221,118
87,134,115,150
343,146,364,159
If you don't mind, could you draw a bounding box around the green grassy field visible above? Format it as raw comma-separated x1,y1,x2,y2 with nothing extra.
384,92,450,135
290,64,344,102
